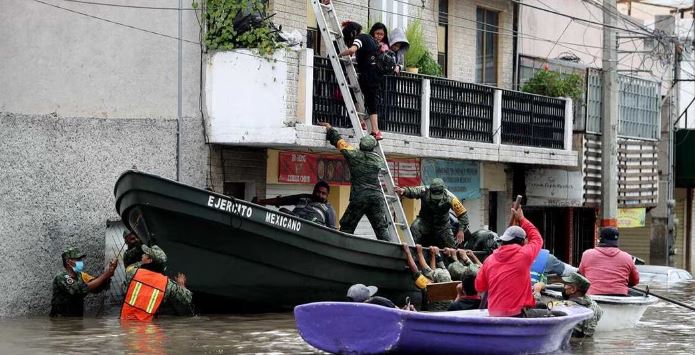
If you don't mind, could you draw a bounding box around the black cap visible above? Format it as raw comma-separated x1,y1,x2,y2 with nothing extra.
599,227,619,246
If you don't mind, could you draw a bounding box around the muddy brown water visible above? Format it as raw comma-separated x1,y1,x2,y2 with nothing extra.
2,282,694,354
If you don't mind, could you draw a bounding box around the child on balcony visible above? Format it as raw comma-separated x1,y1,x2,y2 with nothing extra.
339,21,383,140
370,22,390,53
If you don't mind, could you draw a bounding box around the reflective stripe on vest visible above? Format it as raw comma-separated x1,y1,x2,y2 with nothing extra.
120,268,168,321
530,249,550,285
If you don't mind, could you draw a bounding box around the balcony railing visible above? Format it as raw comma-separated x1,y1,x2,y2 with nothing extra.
312,56,572,150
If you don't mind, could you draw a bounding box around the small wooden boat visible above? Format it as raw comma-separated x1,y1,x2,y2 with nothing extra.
294,302,594,354
591,294,658,331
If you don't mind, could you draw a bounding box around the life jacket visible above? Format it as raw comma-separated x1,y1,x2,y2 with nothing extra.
530,249,550,286
292,197,329,225
121,268,168,321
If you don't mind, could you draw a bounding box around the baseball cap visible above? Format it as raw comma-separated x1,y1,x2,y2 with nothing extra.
562,272,591,292
498,225,526,242
142,245,168,265
599,227,619,246
346,283,378,302
62,247,86,259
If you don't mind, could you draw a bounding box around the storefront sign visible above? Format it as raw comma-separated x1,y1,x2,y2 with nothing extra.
618,208,646,228
525,169,583,207
278,151,420,186
421,159,481,200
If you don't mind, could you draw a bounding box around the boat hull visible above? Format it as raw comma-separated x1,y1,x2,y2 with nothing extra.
294,302,594,354
591,295,658,331
114,171,422,312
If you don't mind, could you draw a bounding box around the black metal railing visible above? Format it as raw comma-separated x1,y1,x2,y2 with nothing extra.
312,56,351,127
429,79,494,143
379,73,422,135
501,90,566,149
312,56,421,135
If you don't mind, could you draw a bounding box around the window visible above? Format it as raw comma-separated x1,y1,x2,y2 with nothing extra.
476,7,499,85
307,0,320,54
437,0,448,76
369,0,409,31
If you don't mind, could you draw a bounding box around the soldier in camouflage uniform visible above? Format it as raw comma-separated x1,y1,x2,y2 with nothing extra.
124,245,193,315
50,247,117,317
122,229,144,268
319,122,390,241
555,272,603,338
395,178,470,248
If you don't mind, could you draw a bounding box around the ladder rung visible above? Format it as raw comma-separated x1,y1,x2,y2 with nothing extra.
385,194,399,201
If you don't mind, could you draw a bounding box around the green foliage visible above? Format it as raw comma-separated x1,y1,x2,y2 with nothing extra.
417,51,442,77
522,68,584,100
196,0,283,57
404,18,426,68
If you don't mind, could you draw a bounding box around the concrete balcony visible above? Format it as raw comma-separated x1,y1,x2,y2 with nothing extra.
205,49,577,167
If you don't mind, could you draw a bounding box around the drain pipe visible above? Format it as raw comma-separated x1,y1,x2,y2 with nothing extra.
176,0,183,181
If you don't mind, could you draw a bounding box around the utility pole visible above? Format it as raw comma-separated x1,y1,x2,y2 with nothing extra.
601,0,619,230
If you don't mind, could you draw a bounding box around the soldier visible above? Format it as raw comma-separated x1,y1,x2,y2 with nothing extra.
319,122,390,241
122,229,143,268
121,245,193,320
254,181,338,228
395,178,470,248
50,247,117,317
556,272,603,338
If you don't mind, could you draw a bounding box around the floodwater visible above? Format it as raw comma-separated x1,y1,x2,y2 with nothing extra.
2,282,694,354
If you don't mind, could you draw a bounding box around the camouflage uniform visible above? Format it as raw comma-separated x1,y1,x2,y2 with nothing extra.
124,245,193,315
326,128,390,241
50,270,92,317
421,265,453,311
401,179,470,248
561,273,603,338
447,260,480,281
123,245,143,268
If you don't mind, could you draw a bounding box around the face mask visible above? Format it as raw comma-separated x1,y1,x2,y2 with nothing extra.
72,260,84,273
562,286,572,300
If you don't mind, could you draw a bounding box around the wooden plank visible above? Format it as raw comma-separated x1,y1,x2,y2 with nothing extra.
426,281,459,303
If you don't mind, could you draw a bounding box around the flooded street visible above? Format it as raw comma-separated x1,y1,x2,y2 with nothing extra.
2,282,694,354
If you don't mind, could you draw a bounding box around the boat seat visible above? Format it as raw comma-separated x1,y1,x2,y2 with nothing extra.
425,281,459,303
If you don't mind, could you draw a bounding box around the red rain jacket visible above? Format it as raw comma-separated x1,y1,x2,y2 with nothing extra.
475,218,543,317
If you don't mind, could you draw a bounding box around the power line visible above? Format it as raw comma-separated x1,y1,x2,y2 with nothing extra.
55,0,197,10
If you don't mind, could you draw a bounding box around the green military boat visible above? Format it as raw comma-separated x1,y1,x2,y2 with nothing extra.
114,170,423,312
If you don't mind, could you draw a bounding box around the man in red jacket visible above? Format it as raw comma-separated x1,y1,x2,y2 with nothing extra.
475,206,543,317
578,227,639,295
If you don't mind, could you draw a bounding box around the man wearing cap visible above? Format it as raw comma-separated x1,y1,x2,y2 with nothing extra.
50,247,118,317
558,272,603,338
395,178,470,248
346,283,396,308
474,206,544,317
319,122,390,241
578,227,639,296
122,229,143,268
121,245,193,320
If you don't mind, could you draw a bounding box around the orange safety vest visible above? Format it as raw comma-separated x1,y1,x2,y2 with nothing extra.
120,268,168,321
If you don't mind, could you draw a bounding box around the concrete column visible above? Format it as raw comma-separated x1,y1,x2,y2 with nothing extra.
564,98,573,151
601,0,619,228
421,78,431,138
297,48,314,125
493,90,502,145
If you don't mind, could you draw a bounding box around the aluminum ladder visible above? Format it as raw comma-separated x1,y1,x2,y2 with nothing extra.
310,0,415,246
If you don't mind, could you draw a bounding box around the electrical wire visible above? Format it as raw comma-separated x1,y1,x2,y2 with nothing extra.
55,0,198,10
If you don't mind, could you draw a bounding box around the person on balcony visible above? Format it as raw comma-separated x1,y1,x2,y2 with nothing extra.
253,181,337,228
578,227,639,296
338,21,384,140
388,27,409,74
395,178,470,248
319,122,390,241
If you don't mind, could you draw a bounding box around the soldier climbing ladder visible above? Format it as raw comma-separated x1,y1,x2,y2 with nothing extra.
310,0,415,246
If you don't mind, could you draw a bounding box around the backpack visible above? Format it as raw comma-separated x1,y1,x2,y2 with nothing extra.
375,50,397,75
292,198,329,225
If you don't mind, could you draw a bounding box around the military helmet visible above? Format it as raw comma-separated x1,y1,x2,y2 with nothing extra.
359,135,377,151
562,272,591,292
62,247,86,260
429,178,446,199
142,245,167,265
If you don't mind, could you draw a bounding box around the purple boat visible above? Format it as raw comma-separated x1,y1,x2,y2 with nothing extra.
294,302,593,354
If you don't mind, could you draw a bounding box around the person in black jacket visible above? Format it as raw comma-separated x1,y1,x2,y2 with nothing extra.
339,21,384,141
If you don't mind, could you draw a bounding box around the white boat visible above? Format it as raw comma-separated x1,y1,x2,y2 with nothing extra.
591,294,659,331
